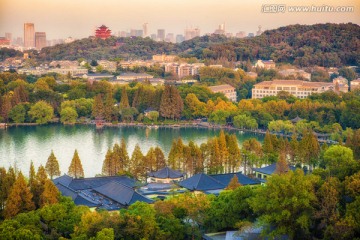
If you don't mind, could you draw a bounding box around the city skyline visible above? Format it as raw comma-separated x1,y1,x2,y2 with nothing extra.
0,0,359,40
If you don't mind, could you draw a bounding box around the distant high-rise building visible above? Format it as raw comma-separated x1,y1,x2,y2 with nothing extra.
24,23,35,48
143,23,148,37
184,27,200,40
95,25,111,39
64,37,75,44
176,34,185,43
35,32,46,49
220,23,225,31
157,29,165,41
130,29,137,37
214,23,226,35
119,31,127,37
165,33,175,43
150,34,157,40
235,31,246,38
15,37,23,46
136,30,143,37
5,33,12,42
248,33,255,37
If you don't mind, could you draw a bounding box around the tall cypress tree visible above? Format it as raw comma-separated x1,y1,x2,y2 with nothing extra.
45,150,61,179
119,87,130,110
119,138,129,172
104,90,114,122
300,130,320,169
12,85,28,105
92,94,104,119
263,130,274,154
0,167,7,218
28,161,36,188
102,148,114,176
226,134,241,173
32,165,48,208
154,146,166,171
275,153,289,175
68,150,84,178
39,179,59,207
145,147,156,172
129,144,145,180
111,143,122,175
160,85,183,120
5,172,35,219
218,130,228,173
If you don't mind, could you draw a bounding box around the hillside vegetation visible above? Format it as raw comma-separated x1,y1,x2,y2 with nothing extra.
29,23,360,67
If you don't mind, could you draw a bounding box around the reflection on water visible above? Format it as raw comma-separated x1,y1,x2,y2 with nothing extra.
0,124,263,177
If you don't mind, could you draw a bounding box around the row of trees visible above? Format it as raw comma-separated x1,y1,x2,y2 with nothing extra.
0,164,60,220
98,129,360,181
1,72,360,133
1,162,359,239
0,148,87,221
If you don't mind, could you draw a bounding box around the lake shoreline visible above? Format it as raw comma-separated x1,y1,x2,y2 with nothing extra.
4,121,266,135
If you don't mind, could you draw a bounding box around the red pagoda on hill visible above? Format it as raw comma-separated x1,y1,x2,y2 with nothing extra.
95,25,111,39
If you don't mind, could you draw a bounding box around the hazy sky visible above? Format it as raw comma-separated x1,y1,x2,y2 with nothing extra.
0,0,359,40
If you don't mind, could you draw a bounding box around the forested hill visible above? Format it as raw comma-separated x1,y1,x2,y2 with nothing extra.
32,23,360,67
185,23,360,67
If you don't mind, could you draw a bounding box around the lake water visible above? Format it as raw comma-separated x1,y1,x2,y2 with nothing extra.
0,124,264,177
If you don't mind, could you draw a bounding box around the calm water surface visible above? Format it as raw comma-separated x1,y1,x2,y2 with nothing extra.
0,124,263,177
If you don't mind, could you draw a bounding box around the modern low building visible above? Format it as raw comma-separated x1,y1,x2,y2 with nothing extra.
97,60,117,72
152,54,176,62
351,79,360,91
178,172,259,195
49,60,79,68
116,72,153,81
18,67,88,76
253,163,296,180
333,76,349,93
210,172,260,187
255,60,276,69
178,173,225,193
208,84,237,102
252,80,335,99
279,69,311,81
148,167,184,183
82,73,114,81
48,68,88,76
53,174,153,210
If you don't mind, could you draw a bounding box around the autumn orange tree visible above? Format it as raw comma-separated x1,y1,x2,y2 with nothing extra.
129,144,145,180
159,85,183,120
31,165,48,208
275,152,289,175
45,150,61,179
4,172,35,219
39,179,60,207
68,149,84,178
226,175,242,190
